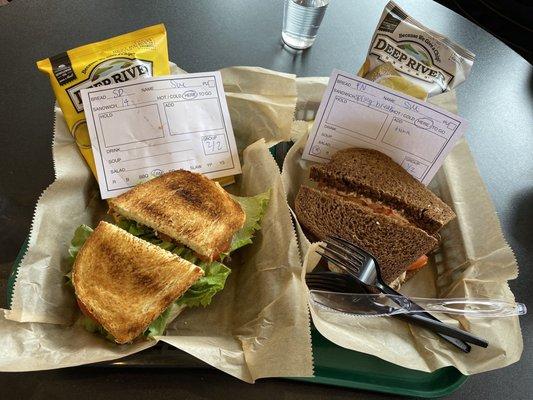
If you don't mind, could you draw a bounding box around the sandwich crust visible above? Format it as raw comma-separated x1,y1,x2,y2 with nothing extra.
72,221,203,344
295,186,438,284
310,148,455,234
108,170,246,261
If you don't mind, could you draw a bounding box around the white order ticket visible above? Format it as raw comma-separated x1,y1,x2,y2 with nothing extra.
81,71,241,199
302,69,468,185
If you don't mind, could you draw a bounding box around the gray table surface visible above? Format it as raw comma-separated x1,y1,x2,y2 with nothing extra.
0,0,531,399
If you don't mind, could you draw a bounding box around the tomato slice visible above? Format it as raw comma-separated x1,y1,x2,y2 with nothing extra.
407,255,428,271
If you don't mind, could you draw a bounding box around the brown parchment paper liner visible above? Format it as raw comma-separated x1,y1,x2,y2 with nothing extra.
282,80,523,375
221,67,297,152
5,63,298,324
1,65,313,381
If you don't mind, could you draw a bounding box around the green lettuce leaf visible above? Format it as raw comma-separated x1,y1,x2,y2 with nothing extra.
175,261,231,307
116,219,157,241
79,314,115,342
229,190,270,253
65,224,94,287
145,303,182,338
68,224,93,265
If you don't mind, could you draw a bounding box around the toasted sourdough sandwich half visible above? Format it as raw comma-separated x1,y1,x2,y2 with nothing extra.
72,221,203,344
295,148,456,284
108,170,246,262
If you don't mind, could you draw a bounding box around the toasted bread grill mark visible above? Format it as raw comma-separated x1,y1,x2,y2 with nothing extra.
165,179,222,219
310,148,456,234
108,170,245,261
72,221,203,344
295,186,438,284
96,241,167,294
140,202,171,224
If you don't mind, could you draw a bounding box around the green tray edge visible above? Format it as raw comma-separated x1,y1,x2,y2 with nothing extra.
7,234,466,399
286,327,468,398
7,237,28,309
291,374,467,399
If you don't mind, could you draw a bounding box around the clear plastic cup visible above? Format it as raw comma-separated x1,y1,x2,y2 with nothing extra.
282,0,331,50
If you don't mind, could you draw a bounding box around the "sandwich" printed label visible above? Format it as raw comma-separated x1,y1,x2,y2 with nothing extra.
302,69,468,185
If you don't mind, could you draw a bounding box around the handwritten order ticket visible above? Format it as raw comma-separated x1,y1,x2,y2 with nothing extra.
303,69,468,185
81,71,241,199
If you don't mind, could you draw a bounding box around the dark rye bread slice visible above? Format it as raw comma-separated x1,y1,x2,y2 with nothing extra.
295,186,438,284
310,148,455,234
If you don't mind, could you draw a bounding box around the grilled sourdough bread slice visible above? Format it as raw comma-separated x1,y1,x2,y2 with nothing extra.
310,148,455,234
72,221,203,344
108,170,246,261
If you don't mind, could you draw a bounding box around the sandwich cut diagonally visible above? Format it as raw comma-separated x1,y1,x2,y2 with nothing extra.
68,169,271,343
295,148,456,284
72,221,204,344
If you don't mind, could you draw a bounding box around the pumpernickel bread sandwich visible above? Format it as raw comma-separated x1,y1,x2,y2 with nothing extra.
72,221,203,344
295,148,456,284
108,170,246,262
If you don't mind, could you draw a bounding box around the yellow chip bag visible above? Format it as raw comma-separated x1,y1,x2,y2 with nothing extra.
37,24,170,178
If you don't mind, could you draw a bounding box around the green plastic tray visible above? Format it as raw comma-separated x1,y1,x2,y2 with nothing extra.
7,237,466,398
298,329,467,397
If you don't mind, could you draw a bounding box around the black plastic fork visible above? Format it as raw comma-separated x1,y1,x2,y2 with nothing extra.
315,236,489,351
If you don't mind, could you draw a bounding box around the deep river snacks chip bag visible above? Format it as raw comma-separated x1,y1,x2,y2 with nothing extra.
358,1,475,100
37,24,170,177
